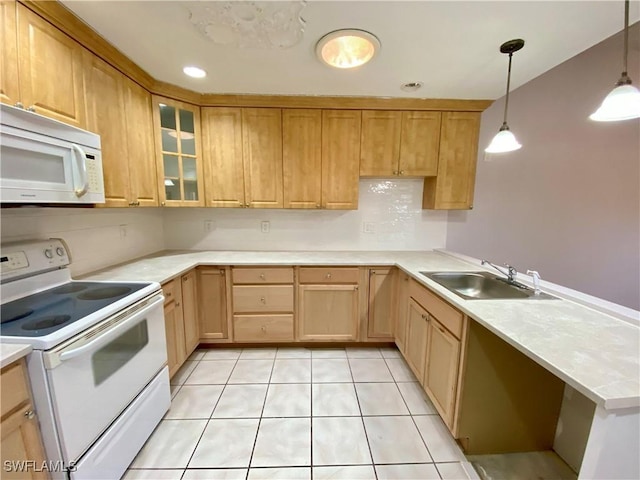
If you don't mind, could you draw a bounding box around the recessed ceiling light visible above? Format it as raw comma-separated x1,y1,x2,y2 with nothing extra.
401,82,423,92
316,29,380,69
183,66,207,78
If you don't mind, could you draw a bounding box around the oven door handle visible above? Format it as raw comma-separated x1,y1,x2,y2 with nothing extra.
47,295,164,369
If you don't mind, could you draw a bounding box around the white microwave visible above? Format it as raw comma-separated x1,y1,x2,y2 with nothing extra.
0,104,105,204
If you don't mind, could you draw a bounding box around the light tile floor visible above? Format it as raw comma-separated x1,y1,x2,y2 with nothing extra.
125,347,477,480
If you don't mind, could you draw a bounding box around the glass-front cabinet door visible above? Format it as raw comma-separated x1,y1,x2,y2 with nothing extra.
152,96,204,206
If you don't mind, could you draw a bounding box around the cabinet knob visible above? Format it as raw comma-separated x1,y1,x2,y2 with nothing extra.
326,273,332,279
24,410,35,419
161,201,166,206
260,296,266,303
354,285,359,291
399,170,405,175
183,276,189,282
421,314,428,320
260,273,266,280
14,102,24,109
316,204,321,208
176,302,181,307
245,203,250,208
128,202,135,207
27,105,36,112
221,269,225,275
166,292,172,297
261,326,267,332
393,170,399,175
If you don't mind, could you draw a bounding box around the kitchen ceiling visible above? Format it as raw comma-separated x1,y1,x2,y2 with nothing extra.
61,1,640,100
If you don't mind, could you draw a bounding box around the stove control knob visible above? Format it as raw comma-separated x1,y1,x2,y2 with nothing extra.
44,249,53,259
56,247,65,257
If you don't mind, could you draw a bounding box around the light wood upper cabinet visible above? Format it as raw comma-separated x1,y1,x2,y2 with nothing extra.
283,109,322,209
0,1,19,106
16,4,86,127
84,54,129,207
399,111,441,176
423,111,480,209
1,360,49,480
198,267,229,340
153,96,204,206
366,267,397,340
360,110,441,178
360,110,402,176
124,79,158,207
202,107,245,208
321,110,361,209
242,108,283,208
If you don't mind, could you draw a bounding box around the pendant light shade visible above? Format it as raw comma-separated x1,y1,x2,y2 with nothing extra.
590,0,640,121
485,39,525,154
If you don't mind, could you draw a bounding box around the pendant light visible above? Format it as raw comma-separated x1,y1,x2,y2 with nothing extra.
590,0,640,121
485,39,525,154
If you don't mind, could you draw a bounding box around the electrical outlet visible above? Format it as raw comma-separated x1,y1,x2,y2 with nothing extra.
261,221,270,233
204,221,214,232
119,224,127,238
363,222,375,234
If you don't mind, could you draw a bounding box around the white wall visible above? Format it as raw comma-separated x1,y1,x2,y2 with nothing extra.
0,207,164,276
447,25,640,310
164,179,448,251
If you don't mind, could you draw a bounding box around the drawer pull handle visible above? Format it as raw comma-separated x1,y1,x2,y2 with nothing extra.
260,273,266,280
176,302,181,307
24,410,35,420
166,292,172,297
261,326,267,332
421,314,428,320
260,297,266,303
326,273,332,279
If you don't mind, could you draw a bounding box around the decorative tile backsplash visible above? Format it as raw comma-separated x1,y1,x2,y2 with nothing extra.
0,180,447,276
164,179,448,251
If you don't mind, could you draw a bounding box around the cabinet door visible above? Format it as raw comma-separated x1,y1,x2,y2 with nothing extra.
1,403,48,480
359,110,402,176
283,109,322,209
84,54,129,207
16,4,86,127
298,284,359,341
0,0,19,106
399,111,441,176
153,96,204,206
321,110,361,210
163,300,186,379
424,318,461,429
395,273,410,354
198,267,229,340
124,79,158,207
423,112,480,210
181,270,199,355
242,108,283,208
367,268,396,339
405,298,429,384
202,107,245,208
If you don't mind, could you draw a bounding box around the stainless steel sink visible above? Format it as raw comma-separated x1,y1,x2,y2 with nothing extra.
420,271,557,300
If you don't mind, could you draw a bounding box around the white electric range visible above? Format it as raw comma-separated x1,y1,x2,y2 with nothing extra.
0,238,170,480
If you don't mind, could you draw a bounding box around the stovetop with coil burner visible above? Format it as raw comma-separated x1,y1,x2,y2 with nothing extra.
0,281,149,337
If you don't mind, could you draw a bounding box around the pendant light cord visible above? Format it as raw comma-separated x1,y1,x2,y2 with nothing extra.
501,52,514,128
623,0,629,76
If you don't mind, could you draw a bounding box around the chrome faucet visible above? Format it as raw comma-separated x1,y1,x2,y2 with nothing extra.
481,260,517,283
526,270,542,295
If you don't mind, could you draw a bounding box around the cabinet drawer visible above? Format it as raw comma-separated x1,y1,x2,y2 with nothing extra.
233,285,294,313
232,267,294,284
233,314,294,342
299,267,359,284
1,361,29,418
409,280,463,339
161,279,180,305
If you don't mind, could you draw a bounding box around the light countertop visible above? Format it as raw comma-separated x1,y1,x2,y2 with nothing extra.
1,343,32,369
82,249,640,410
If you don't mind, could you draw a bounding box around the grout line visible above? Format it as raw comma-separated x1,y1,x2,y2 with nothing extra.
347,354,378,480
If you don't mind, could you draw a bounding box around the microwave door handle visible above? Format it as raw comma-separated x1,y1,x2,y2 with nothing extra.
48,295,164,368
71,144,89,197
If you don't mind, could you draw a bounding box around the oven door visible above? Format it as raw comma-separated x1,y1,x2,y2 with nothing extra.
42,293,167,463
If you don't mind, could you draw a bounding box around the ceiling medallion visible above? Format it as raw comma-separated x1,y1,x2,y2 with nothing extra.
187,1,307,49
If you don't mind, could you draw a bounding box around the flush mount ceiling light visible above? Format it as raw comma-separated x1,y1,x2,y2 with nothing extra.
485,39,525,154
401,82,423,92
187,1,306,49
316,29,380,69
183,66,207,78
590,0,640,121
